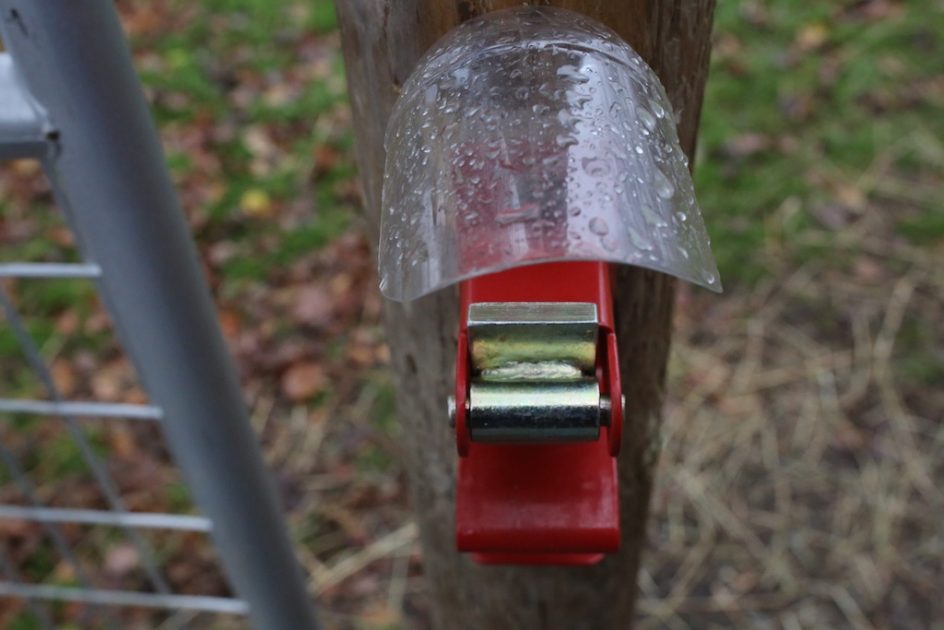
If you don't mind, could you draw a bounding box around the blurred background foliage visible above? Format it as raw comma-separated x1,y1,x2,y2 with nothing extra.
0,0,941,628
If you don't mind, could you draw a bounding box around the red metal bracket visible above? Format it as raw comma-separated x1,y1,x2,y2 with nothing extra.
454,261,622,565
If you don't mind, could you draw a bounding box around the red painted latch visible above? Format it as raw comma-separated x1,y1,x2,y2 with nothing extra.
451,261,623,565
375,5,724,568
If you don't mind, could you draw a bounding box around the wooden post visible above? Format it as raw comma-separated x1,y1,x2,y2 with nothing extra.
336,1,715,627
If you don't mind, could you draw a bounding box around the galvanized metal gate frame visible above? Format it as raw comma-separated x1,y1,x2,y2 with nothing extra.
0,2,319,627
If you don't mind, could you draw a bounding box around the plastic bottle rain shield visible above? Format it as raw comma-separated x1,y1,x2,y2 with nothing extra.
379,7,722,565
380,7,721,301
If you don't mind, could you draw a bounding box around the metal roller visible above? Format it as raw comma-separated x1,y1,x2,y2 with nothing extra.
468,302,599,372
468,378,605,443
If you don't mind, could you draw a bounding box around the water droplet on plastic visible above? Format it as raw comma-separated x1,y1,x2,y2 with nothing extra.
649,98,665,119
654,168,675,199
629,226,651,250
378,7,719,300
450,67,470,85
589,217,609,235
581,157,611,177
637,105,657,131
555,133,578,148
556,65,589,83
496,203,540,226
640,204,661,226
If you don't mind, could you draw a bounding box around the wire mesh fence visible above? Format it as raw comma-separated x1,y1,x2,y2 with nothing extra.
0,2,318,627
0,252,246,627
0,77,251,630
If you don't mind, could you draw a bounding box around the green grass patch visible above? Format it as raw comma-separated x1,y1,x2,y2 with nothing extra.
697,0,943,286
897,212,944,245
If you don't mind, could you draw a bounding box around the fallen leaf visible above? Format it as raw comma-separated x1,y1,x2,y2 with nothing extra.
795,23,828,52
240,188,273,217
107,425,138,459
91,359,134,400
329,273,354,296
853,256,885,283
52,561,76,582
49,226,75,248
55,310,80,335
347,343,374,366
0,516,35,537
313,144,340,177
218,307,242,339
281,362,327,401
812,203,853,230
105,544,140,577
291,285,333,326
11,159,40,176
50,359,78,397
835,182,866,210
725,133,770,157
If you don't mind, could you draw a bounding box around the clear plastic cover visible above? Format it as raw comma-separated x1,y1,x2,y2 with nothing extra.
380,6,722,301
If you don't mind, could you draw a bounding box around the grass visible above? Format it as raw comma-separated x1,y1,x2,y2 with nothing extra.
1,0,942,628
697,0,944,284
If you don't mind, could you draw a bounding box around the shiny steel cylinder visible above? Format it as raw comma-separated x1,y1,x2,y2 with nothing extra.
468,378,601,443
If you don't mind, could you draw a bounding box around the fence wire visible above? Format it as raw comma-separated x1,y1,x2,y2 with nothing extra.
0,210,248,628
0,16,240,630
0,5,318,627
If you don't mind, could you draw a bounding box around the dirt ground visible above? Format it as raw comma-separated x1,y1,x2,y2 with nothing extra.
1,1,941,628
